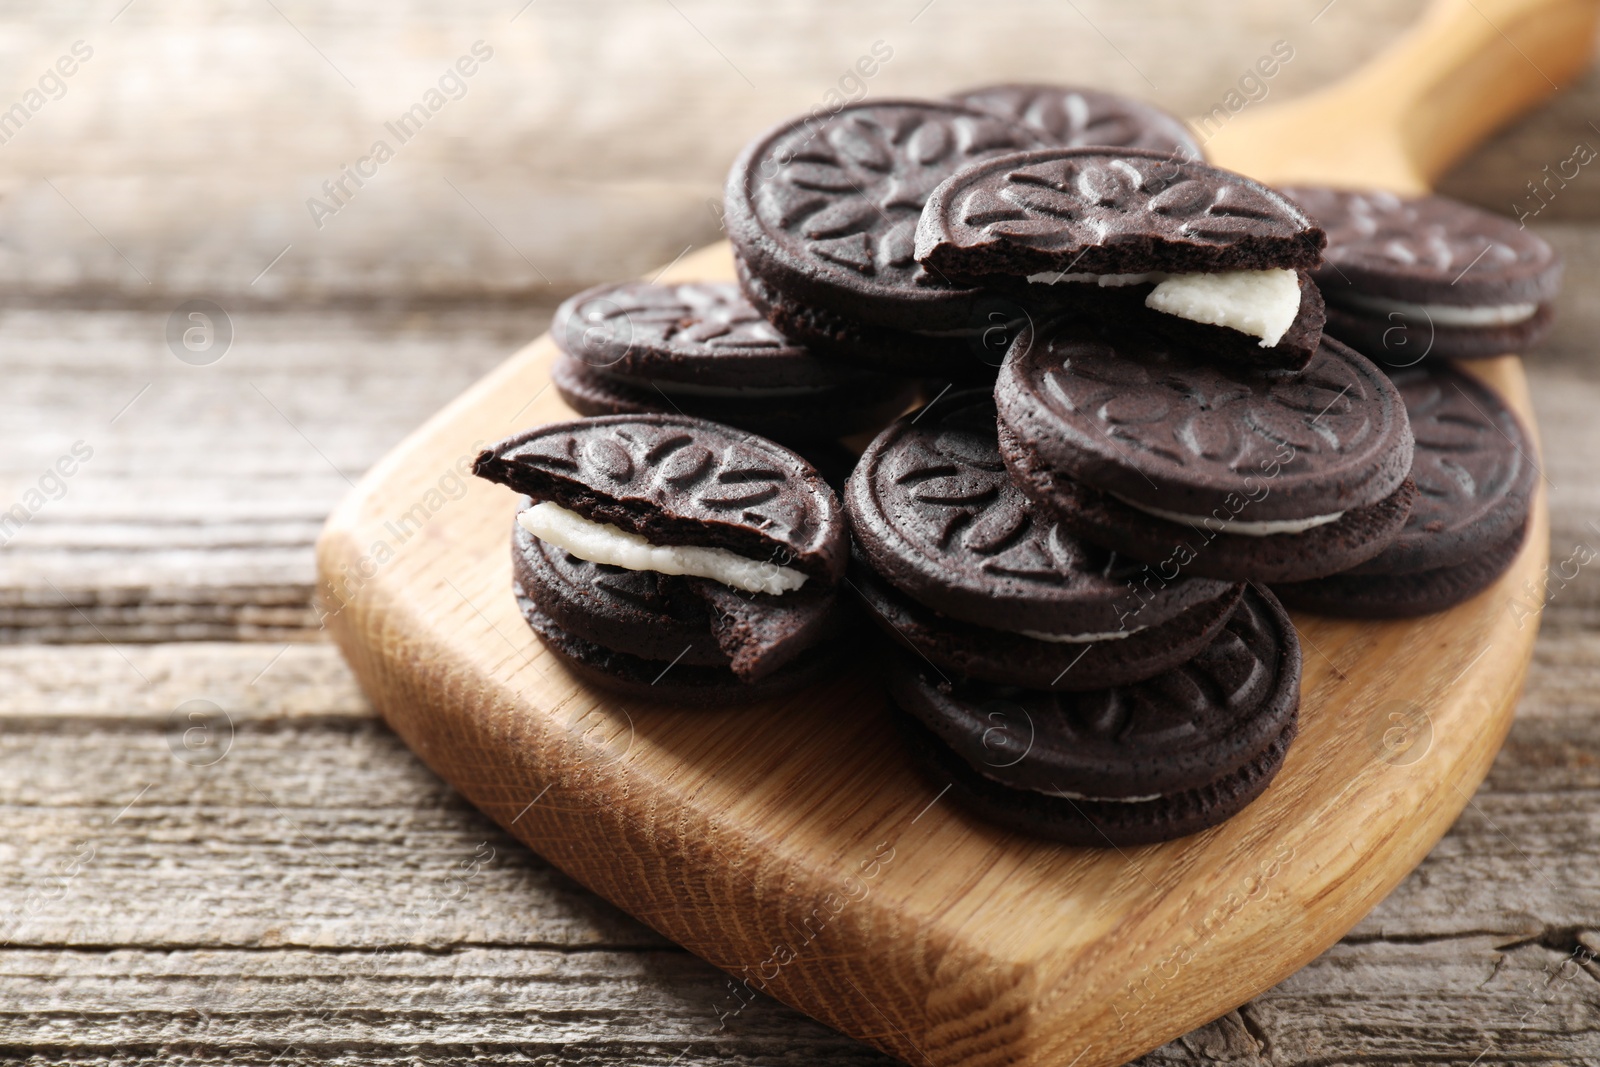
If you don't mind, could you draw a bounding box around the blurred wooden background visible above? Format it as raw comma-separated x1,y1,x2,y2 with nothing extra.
1,1,1599,1063
0,0,1571,300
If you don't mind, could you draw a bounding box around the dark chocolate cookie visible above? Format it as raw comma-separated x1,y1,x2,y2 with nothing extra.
852,555,1241,691
734,253,1020,380
476,416,852,704
1271,527,1524,618
724,99,1043,373
516,586,848,708
845,389,1237,633
1284,187,1561,306
914,148,1326,368
916,147,1324,279
552,281,846,387
996,321,1416,582
890,584,1301,846
1283,186,1561,361
1321,300,1557,367
1273,364,1534,616
514,513,845,680
475,414,847,583
550,357,913,443
951,84,1203,159
549,281,916,441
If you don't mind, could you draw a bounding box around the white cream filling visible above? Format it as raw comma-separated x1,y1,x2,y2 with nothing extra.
518,501,808,595
1114,495,1345,537
1332,290,1539,327
1017,625,1144,643
1026,268,1303,347
1145,269,1301,347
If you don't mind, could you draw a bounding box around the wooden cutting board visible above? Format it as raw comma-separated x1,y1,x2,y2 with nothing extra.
317,1,1595,1063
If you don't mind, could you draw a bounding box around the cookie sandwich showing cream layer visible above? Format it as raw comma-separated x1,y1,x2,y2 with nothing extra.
915,147,1329,370
995,318,1417,582
474,414,854,705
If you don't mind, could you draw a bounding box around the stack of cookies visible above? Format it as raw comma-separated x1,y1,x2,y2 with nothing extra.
473,415,855,707
471,82,1558,846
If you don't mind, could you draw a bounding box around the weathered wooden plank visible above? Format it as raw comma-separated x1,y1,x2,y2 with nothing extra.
0,948,900,1063
0,642,363,718
0,304,546,643
0,0,1444,301
1135,938,1600,1066
0,940,1593,1065
0,636,1596,1067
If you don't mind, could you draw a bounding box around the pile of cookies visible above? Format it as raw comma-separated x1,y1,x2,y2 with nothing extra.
471,85,1557,846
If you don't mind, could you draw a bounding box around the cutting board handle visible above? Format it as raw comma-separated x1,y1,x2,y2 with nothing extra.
1204,0,1600,191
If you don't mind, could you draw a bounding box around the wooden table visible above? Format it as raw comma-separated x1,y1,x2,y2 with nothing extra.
2,2,1598,1062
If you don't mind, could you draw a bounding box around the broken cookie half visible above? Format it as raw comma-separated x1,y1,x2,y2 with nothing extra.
915,146,1328,371
473,414,853,706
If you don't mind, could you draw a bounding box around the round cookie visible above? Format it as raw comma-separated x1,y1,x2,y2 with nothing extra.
550,281,916,440
889,585,1301,846
1274,364,1534,616
851,557,1241,690
1283,186,1562,361
513,512,847,678
475,414,847,583
1271,528,1525,618
734,255,1023,380
845,390,1242,689
550,357,912,443
515,515,730,669
475,415,851,702
1320,301,1557,368
951,83,1203,159
914,147,1328,370
516,590,848,708
996,319,1417,582
724,99,1043,375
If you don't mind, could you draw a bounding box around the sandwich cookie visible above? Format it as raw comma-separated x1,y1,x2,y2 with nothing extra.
474,415,850,705
951,83,1203,160
1284,186,1562,363
845,390,1243,690
890,584,1301,846
550,281,916,441
1274,364,1535,616
996,319,1417,582
915,147,1328,370
724,99,1043,378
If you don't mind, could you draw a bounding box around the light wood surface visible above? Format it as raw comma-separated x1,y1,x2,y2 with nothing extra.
313,3,1588,1064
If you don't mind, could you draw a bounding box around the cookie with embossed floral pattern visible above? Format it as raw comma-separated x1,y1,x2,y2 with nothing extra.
916,147,1327,369
1274,363,1533,616
725,100,1044,377
474,415,853,703
1283,186,1561,363
549,281,915,441
952,84,1203,159
996,319,1416,582
845,390,1243,690
890,584,1301,845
